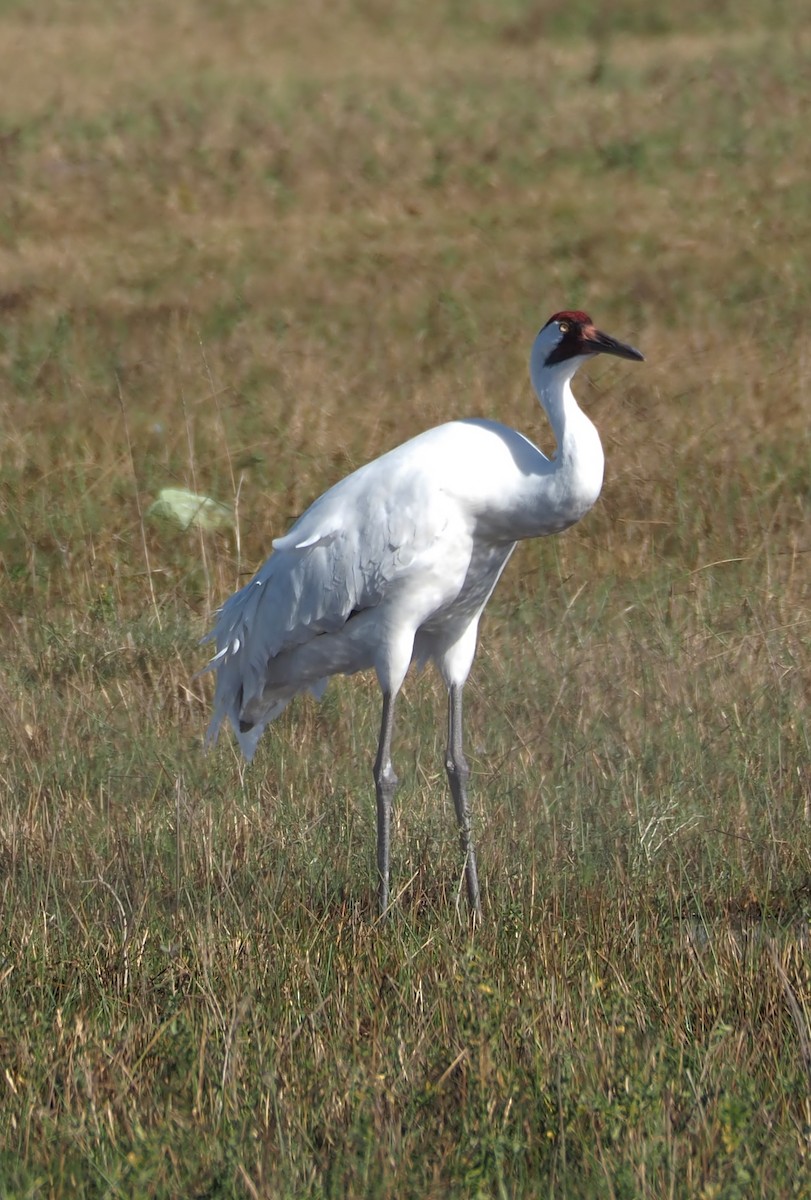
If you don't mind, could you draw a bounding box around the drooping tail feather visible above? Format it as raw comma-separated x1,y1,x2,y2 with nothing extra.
198,539,368,759
200,608,330,761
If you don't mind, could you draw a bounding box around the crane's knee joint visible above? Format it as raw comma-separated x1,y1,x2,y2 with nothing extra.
445,753,470,782
374,761,399,792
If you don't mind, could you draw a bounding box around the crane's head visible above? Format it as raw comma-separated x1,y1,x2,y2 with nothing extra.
538,311,644,369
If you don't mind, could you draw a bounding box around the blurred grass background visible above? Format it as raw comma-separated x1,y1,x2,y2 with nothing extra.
0,1,809,1196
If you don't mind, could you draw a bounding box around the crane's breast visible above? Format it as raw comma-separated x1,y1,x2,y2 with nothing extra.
419,539,514,636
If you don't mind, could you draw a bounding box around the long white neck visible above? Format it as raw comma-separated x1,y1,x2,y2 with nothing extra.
518,338,605,537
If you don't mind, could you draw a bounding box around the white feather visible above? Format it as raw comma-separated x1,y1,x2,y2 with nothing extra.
198,311,643,916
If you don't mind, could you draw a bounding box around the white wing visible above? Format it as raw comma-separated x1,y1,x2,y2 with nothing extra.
201,435,460,756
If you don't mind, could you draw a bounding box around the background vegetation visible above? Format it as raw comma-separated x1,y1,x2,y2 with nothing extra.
1,0,809,1195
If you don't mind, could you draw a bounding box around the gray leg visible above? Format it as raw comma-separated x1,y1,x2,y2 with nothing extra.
445,683,481,917
373,690,399,916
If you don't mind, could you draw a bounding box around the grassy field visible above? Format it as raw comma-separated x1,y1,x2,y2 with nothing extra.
1,0,810,1195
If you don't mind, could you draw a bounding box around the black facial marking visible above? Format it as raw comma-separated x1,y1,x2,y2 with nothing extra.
543,314,593,366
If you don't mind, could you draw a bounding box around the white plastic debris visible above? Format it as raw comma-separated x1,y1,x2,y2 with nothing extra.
147,487,233,532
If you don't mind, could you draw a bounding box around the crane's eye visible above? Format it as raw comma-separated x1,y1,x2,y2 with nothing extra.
558,321,570,334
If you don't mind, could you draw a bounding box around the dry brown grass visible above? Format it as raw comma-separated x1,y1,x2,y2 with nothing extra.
1,1,810,1196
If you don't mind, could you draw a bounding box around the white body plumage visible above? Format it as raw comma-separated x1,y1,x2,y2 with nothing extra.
201,311,643,916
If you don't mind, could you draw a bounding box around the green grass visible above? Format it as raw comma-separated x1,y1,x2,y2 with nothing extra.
1,1,810,1195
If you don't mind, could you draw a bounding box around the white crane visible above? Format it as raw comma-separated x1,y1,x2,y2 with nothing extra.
201,311,643,918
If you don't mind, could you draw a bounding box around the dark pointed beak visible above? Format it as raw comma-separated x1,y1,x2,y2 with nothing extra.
583,326,644,362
